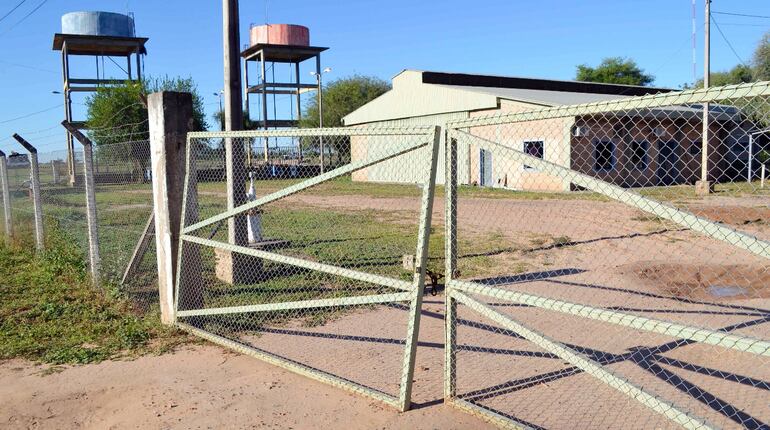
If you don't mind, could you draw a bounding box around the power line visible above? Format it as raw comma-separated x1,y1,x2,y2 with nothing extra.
712,11,770,20
0,0,48,36
0,59,56,74
0,103,61,125
0,0,27,24
718,22,770,27
710,13,749,67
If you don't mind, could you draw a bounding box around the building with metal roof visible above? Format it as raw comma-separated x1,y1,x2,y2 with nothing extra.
344,70,753,190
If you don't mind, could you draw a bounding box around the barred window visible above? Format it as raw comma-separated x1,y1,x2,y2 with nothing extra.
523,140,544,170
630,140,649,170
593,140,615,171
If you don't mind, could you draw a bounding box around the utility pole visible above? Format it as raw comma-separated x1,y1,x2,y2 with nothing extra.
697,0,712,196
692,0,697,84
223,0,248,247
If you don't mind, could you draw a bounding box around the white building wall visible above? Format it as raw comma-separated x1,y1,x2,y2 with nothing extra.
351,112,471,185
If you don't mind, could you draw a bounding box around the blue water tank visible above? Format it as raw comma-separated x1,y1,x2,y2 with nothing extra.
61,11,135,37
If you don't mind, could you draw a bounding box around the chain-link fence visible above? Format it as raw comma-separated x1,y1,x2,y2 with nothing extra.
0,134,159,314
443,82,770,429
2,84,769,427
174,126,440,411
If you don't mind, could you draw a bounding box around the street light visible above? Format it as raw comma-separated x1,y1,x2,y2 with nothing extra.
310,67,332,172
214,90,224,130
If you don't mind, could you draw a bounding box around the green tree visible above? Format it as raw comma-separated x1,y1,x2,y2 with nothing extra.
86,75,208,145
753,31,770,81
85,76,208,181
576,57,655,86
212,109,260,131
298,75,389,164
299,75,390,128
684,64,754,89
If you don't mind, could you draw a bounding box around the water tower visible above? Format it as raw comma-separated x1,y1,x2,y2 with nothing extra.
241,24,327,162
53,11,148,184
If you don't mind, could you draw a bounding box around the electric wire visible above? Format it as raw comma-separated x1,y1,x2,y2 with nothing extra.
0,0,48,36
712,11,770,20
710,13,750,67
0,104,61,125
0,1,27,24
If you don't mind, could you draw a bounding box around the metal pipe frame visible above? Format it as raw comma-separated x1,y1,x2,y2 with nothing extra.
181,234,413,291
187,125,436,139
183,130,434,235
451,129,770,261
446,80,770,129
443,83,770,428
174,126,441,412
176,292,412,318
397,125,442,410
450,290,715,430
177,321,402,408
450,279,770,356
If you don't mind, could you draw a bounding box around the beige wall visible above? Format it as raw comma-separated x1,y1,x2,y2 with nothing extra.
350,111,471,185
466,100,573,192
352,99,740,191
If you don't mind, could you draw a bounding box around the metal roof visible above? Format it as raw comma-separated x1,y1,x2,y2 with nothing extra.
421,71,673,96
436,85,631,106
343,70,680,126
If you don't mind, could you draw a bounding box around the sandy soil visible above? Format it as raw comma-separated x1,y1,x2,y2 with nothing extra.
263,192,770,428
0,336,490,430
5,191,767,429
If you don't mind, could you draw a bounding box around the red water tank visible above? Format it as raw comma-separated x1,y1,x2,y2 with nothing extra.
249,24,309,46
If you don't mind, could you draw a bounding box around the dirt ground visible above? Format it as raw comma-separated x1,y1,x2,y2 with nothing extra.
0,298,491,430
3,191,768,429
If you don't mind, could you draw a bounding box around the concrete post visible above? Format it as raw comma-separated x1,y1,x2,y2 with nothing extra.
13,134,44,252
148,91,202,324
444,134,458,399
62,122,101,285
0,150,11,243
221,0,250,285
52,160,59,184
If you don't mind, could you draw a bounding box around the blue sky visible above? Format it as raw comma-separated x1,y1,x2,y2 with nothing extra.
0,0,768,154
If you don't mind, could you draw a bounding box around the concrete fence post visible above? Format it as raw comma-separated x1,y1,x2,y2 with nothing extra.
61,122,101,286
0,150,11,243
444,134,458,399
13,134,44,252
149,91,201,324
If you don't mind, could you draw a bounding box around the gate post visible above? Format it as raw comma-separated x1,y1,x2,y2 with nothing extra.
13,134,44,252
0,150,11,243
444,133,458,399
149,91,201,324
62,122,101,286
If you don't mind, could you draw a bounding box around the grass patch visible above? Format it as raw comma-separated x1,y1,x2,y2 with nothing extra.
0,221,187,365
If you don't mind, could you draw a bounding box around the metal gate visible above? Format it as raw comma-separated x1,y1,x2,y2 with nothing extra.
173,126,440,411
444,82,770,429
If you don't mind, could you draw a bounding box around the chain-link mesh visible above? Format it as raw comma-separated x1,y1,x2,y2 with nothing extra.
176,126,439,410
89,140,157,310
5,152,35,242
2,137,161,314
444,82,770,429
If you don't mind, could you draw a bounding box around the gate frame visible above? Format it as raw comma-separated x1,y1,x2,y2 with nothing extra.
443,81,770,429
174,125,441,412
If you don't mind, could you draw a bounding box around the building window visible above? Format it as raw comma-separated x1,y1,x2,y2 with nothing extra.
593,140,615,172
630,140,649,170
689,140,701,156
523,140,544,170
